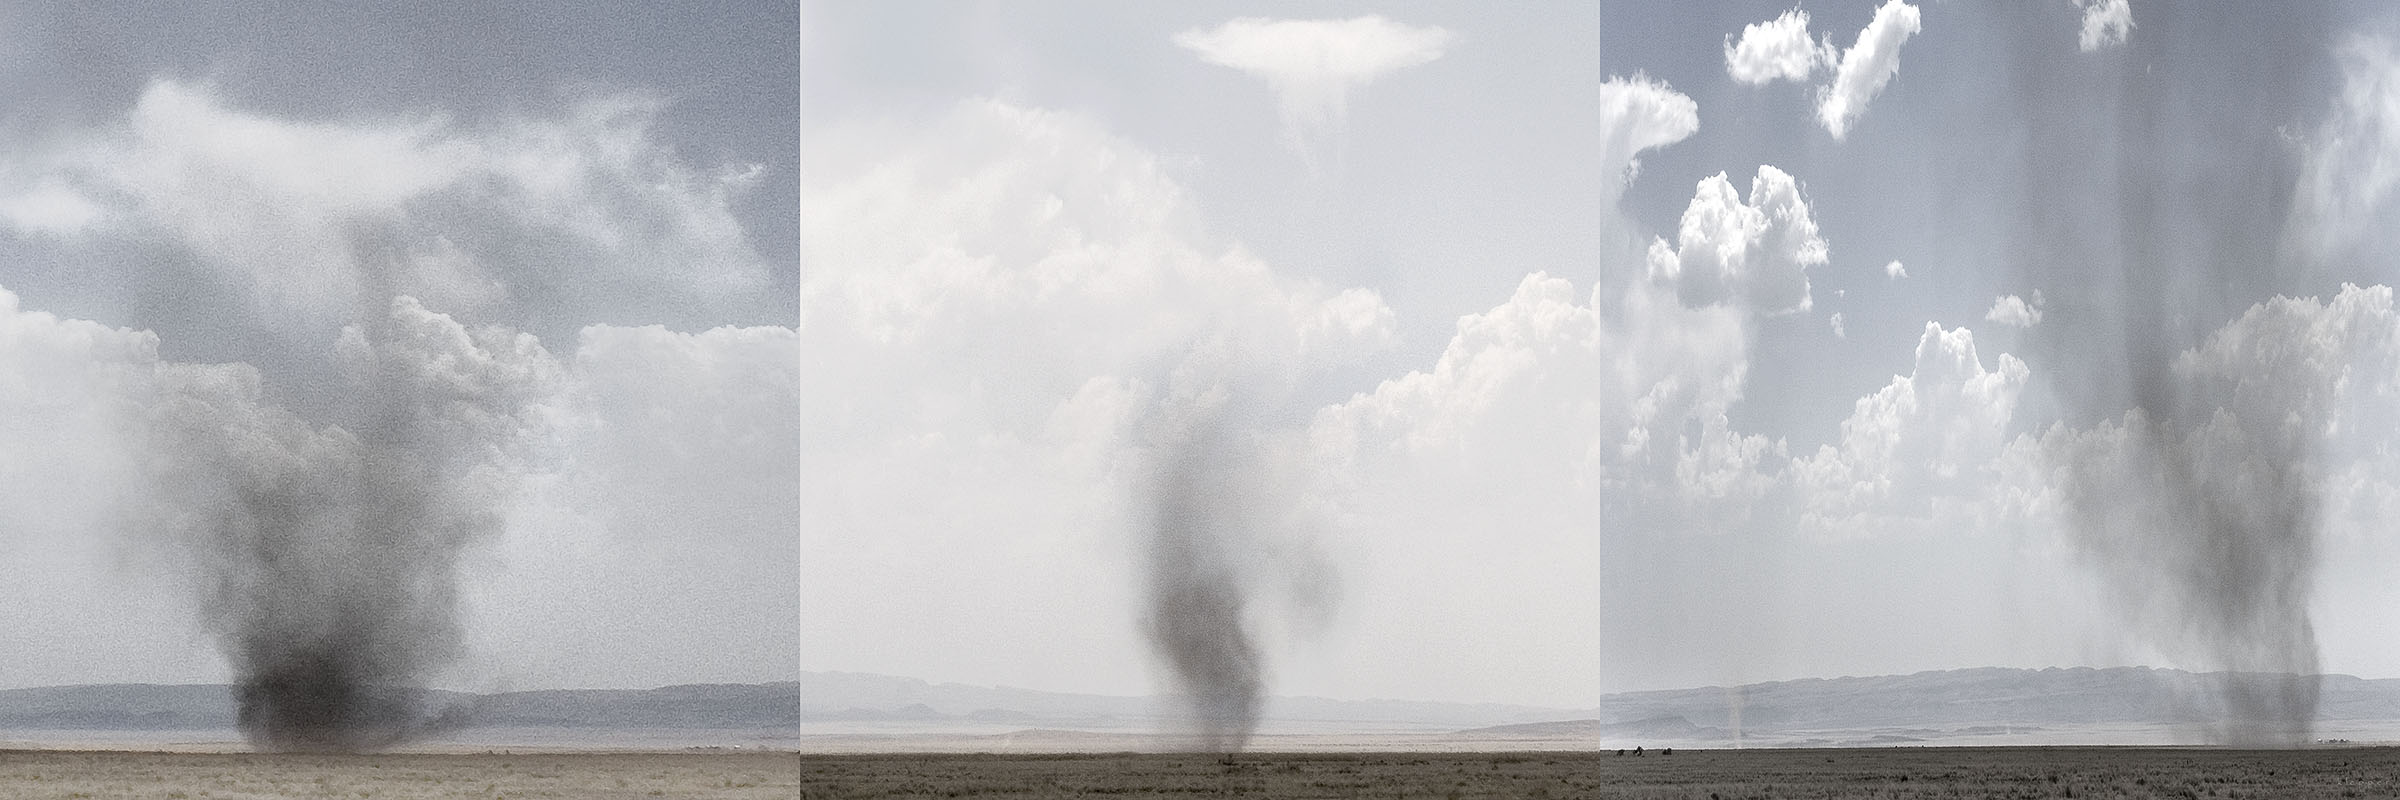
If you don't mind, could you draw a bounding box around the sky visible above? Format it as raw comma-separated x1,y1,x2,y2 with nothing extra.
0,1,798,694
798,0,2400,717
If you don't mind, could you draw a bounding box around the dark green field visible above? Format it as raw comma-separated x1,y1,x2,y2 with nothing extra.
801,747,2400,799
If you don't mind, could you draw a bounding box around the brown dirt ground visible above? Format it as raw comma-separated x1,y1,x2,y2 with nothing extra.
0,749,800,799
801,746,2400,799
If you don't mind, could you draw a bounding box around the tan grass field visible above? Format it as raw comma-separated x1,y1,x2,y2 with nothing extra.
0,749,800,799
801,746,2400,799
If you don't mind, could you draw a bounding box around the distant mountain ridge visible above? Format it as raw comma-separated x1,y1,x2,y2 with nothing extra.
804,667,2400,735
0,682,799,731
1593,666,2400,732
801,671,1569,729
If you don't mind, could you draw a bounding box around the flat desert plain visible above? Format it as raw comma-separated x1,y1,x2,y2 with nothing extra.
0,749,800,799
801,747,2400,799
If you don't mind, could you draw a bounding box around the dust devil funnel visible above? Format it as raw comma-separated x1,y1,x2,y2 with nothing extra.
2003,3,2338,745
156,296,552,752
2053,405,2322,745
1143,409,1266,752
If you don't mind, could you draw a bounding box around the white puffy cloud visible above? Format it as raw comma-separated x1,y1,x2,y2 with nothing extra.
1985,291,2045,328
1795,323,2029,537
2293,35,2400,264
1299,273,1605,703
799,99,1391,391
1598,75,1700,194
2,80,770,323
1175,16,1453,159
1644,165,1828,314
0,286,156,543
0,278,795,689
1830,311,1847,338
2174,285,2400,443
0,72,793,695
0,285,229,686
799,98,1395,696
1997,287,2400,546
1990,285,2400,704
1886,259,1909,279
0,179,106,237
1818,0,1923,140
1722,2,1921,140
2077,0,2134,52
478,321,798,687
1724,8,1833,85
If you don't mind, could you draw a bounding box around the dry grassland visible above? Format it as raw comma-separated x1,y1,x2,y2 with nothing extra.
0,749,800,799
801,746,2400,799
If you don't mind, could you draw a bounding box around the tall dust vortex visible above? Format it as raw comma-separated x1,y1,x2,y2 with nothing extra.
1152,420,1267,749
1144,416,1263,752
152,296,554,751
1992,2,2340,743
1139,392,1332,753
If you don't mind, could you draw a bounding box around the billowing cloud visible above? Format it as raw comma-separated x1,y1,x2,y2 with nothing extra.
1985,291,2046,327
1724,8,1833,84
1175,16,1454,159
1830,311,1847,338
0,76,796,701
0,179,106,237
1818,0,1923,140
1301,273,1606,703
2293,35,2400,264
1598,75,1700,193
799,98,1392,697
1886,259,1909,279
1795,323,2029,537
1722,2,1921,139
482,321,798,688
2078,0,2134,52
1645,165,1828,314
1997,285,2400,742
3,80,771,327
0,277,797,697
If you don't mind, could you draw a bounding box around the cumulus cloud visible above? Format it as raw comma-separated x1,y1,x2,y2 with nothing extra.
1830,311,1847,338
1886,259,1908,279
1175,16,1453,160
1721,2,1920,139
0,76,797,698
1985,291,2046,327
799,99,1391,367
799,98,1393,696
2078,0,2134,52
2,80,771,326
0,179,106,236
1818,0,1923,140
1644,165,1829,314
1795,323,2029,536
0,273,797,694
2293,35,2400,264
1301,273,1606,702
1598,75,1700,194
1302,264,1771,701
1994,285,2400,740
0,284,155,540
484,321,798,687
1724,8,1833,84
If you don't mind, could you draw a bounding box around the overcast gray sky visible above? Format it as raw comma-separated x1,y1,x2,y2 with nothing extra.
799,0,2400,712
0,1,797,692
